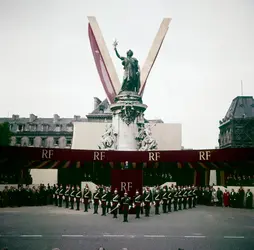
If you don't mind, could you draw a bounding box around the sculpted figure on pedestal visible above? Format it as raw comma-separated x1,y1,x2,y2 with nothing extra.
137,123,158,151
10,136,16,146
98,124,117,150
113,40,140,93
21,136,29,147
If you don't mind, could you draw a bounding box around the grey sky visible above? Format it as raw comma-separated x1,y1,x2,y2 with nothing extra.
0,0,253,149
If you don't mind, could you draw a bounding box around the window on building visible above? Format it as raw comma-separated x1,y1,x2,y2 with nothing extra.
55,125,61,132
18,125,23,132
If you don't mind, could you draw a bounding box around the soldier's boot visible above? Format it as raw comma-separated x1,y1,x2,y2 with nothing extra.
84,204,88,212
168,204,171,212
174,204,177,211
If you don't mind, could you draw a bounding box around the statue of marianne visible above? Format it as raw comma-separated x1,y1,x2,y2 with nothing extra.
113,40,140,93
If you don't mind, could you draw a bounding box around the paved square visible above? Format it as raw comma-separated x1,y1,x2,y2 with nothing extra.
0,205,254,250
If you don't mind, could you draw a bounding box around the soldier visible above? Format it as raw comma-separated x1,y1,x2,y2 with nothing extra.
64,185,70,208
188,187,193,209
54,184,59,206
154,188,161,215
182,187,188,209
83,185,91,212
122,192,131,222
161,186,168,213
111,188,120,218
100,189,108,216
133,190,142,219
70,186,75,210
245,189,253,209
167,187,172,212
192,186,198,208
144,187,152,217
106,187,111,213
93,187,100,214
178,187,183,210
58,184,64,207
173,187,178,211
75,186,81,211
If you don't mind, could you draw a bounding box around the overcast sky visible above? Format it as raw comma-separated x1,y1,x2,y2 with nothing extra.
0,0,253,149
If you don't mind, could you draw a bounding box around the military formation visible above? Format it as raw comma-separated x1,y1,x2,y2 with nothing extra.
51,184,202,222
0,184,253,223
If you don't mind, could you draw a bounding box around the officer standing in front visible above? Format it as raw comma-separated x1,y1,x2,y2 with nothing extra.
122,192,131,222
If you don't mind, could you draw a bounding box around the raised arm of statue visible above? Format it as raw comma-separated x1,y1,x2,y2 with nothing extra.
114,48,124,60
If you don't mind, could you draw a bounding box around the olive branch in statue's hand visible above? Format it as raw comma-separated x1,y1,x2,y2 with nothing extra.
113,39,118,49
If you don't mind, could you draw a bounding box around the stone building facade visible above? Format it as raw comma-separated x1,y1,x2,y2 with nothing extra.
218,96,254,148
0,97,112,148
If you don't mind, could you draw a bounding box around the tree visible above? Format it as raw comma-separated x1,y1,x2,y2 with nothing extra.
0,122,12,146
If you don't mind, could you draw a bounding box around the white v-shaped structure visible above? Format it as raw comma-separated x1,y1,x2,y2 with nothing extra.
88,16,171,103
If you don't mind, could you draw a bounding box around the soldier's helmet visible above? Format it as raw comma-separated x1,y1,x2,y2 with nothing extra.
124,192,128,196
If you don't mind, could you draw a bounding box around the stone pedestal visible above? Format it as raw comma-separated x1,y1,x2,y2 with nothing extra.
110,91,147,151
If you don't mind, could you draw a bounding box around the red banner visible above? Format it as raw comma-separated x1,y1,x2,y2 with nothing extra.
88,24,116,103
111,169,143,198
1,146,254,163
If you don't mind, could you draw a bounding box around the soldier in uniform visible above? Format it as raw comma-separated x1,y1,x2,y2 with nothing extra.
173,187,178,211
167,187,172,212
133,190,142,218
100,189,108,216
161,186,168,213
83,185,91,212
154,188,161,215
93,187,100,214
192,186,198,208
106,187,111,213
245,189,253,209
58,184,64,207
64,185,70,208
121,192,131,222
144,187,152,217
54,184,59,206
70,186,75,210
182,187,188,209
75,186,81,211
188,187,193,209
178,187,183,210
111,188,120,218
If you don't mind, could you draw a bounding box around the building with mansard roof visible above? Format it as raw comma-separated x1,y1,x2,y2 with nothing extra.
0,97,171,149
218,96,254,148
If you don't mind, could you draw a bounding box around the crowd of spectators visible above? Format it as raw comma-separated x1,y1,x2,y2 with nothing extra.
0,184,54,207
226,174,254,186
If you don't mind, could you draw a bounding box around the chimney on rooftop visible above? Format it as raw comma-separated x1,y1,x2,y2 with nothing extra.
12,114,19,120
29,114,37,122
74,115,81,121
53,114,60,123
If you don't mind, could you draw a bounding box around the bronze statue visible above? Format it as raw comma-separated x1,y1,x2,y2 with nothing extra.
113,40,140,93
